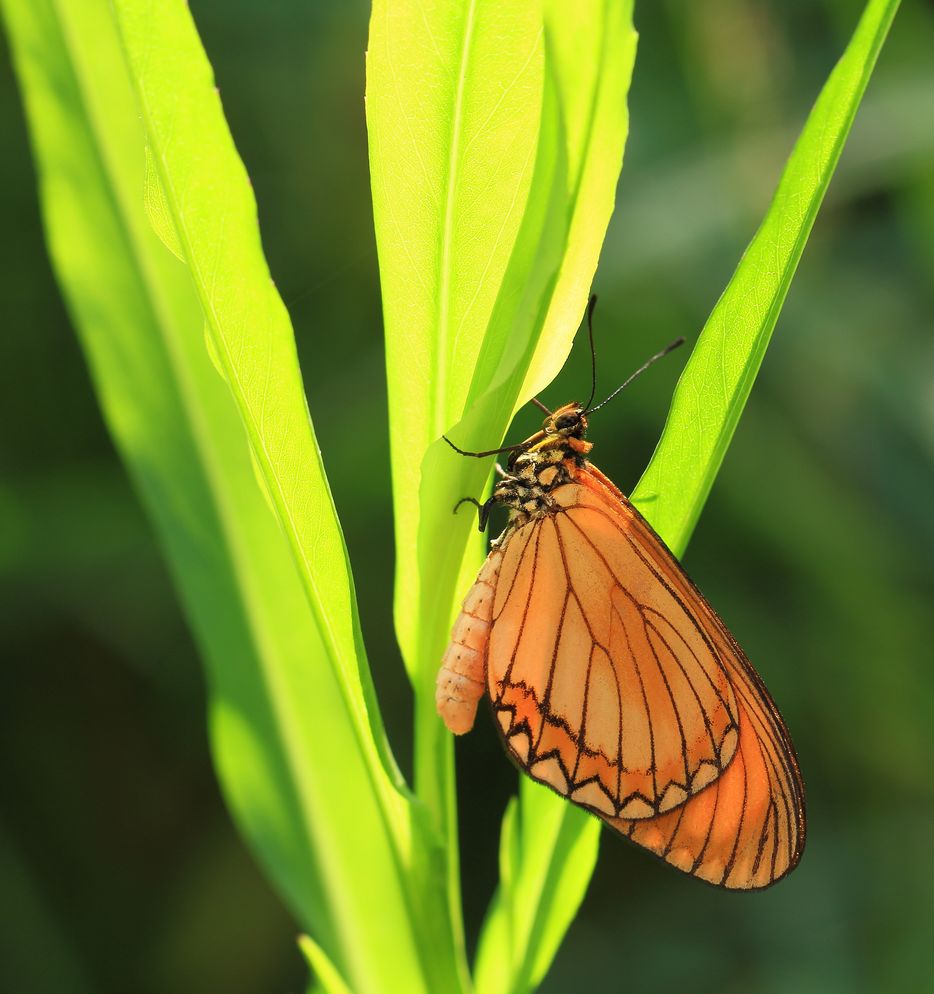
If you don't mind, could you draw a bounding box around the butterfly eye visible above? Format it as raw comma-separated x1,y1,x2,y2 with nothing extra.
554,412,580,431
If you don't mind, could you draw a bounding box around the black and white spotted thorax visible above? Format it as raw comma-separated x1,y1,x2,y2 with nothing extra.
489,402,594,530
493,447,574,522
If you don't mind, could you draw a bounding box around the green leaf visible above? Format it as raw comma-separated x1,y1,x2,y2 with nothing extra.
631,0,902,552
2,0,451,990
107,1,454,983
367,1,636,980
111,0,387,783
474,783,597,994
367,0,548,674
476,2,899,991
299,935,355,994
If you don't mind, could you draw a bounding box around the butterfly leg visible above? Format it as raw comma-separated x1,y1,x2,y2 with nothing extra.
453,494,497,531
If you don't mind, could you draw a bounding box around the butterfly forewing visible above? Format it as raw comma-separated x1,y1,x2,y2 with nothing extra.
488,467,741,820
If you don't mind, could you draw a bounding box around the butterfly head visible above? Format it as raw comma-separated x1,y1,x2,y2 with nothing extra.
544,402,588,439
506,402,592,472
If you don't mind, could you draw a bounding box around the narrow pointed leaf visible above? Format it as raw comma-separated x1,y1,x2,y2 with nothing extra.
631,0,902,550
2,0,449,990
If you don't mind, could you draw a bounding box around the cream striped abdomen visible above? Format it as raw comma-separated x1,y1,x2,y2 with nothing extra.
436,547,503,734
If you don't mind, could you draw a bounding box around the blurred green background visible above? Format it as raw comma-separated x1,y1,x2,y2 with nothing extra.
2,1,933,992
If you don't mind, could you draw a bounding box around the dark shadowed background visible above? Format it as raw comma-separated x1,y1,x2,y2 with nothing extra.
3,1,934,991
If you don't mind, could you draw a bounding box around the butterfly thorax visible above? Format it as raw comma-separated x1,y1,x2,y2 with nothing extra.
493,402,593,525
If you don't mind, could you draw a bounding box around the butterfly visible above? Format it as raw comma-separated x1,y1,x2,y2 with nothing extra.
436,301,805,890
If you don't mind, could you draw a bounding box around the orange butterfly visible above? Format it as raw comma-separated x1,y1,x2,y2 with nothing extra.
436,304,805,890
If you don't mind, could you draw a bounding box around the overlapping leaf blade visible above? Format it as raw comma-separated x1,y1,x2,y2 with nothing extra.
475,3,899,991
2,0,451,990
367,0,548,676
368,6,637,981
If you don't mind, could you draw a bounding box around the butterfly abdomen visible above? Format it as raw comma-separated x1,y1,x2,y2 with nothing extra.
436,548,503,734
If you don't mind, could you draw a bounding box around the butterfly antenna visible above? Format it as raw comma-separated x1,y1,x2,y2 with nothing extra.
442,435,530,459
583,294,599,411
587,336,686,415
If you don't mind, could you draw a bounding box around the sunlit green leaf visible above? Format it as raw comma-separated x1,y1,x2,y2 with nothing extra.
299,935,355,994
368,5,636,985
368,0,547,672
632,0,902,551
2,0,449,990
475,782,598,994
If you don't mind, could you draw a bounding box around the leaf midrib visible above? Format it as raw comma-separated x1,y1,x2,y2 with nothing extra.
435,0,478,435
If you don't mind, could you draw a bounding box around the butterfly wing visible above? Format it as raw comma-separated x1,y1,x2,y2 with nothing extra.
438,458,805,888
488,463,744,819
609,692,805,889
581,468,806,888
486,461,805,887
